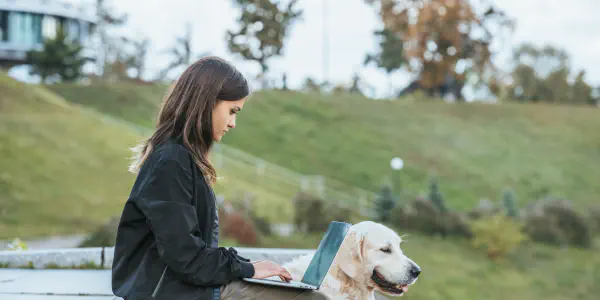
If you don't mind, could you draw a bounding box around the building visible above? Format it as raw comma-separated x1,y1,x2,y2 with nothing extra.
0,0,97,68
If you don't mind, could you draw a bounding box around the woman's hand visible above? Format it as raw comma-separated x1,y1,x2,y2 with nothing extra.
251,260,292,282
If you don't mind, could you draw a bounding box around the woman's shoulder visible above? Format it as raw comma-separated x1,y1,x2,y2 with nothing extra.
143,138,194,173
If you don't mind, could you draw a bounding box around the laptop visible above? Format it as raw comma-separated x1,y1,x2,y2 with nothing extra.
243,221,351,290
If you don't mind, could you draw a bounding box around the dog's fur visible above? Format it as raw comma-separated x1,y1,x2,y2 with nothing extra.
283,221,421,300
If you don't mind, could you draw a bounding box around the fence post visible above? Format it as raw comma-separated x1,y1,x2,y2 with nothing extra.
214,145,223,169
300,176,309,192
359,191,368,217
256,159,266,177
318,176,325,199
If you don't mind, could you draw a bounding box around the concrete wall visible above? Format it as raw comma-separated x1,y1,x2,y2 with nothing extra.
0,247,315,269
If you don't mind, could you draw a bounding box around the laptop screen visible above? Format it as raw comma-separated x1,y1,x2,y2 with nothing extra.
301,221,351,287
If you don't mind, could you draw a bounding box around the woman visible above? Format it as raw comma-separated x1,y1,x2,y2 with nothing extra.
111,56,330,300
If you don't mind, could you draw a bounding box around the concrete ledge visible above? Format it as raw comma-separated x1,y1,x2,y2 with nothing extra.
0,247,105,269
1,247,315,269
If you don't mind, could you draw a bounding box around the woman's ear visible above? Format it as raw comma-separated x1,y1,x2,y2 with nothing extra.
337,230,366,278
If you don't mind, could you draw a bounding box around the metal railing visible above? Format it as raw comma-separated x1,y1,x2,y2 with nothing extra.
212,143,377,217
78,105,378,218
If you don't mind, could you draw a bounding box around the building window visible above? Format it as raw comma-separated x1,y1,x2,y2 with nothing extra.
8,11,22,44
22,12,35,46
80,22,88,41
0,11,7,42
42,15,57,39
32,14,43,45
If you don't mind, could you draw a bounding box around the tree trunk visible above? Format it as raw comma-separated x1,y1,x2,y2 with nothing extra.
260,61,268,89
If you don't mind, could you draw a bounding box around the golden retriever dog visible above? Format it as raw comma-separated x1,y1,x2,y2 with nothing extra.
284,221,421,300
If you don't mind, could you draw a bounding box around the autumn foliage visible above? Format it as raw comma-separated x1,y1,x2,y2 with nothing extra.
364,0,515,98
221,211,260,246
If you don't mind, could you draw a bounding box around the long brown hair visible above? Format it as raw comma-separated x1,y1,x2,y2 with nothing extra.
128,56,250,185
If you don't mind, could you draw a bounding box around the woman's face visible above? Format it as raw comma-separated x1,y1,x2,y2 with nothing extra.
211,97,246,142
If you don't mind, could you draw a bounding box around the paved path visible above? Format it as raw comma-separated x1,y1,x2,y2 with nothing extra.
0,268,389,300
0,235,88,251
0,269,120,299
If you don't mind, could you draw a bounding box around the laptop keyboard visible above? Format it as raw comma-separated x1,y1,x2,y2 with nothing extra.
259,278,313,288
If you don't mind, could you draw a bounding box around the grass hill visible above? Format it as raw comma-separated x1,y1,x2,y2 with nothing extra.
0,75,140,239
0,76,332,239
48,83,600,212
260,231,600,300
2,77,599,300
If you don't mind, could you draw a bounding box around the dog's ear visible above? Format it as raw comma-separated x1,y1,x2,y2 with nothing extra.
337,230,366,278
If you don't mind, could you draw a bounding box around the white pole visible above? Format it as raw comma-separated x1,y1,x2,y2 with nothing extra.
322,0,329,84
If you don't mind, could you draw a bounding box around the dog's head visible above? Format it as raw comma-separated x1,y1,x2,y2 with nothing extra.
335,221,421,297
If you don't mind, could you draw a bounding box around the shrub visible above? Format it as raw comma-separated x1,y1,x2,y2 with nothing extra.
393,196,442,235
588,206,600,236
293,192,330,233
326,202,360,224
392,196,471,238
544,201,592,248
221,211,259,246
217,192,272,237
471,214,527,261
79,216,119,248
502,188,519,218
428,175,447,213
468,198,502,220
374,184,397,223
248,211,272,236
523,215,566,246
293,191,360,233
6,238,28,251
523,198,593,248
442,211,473,238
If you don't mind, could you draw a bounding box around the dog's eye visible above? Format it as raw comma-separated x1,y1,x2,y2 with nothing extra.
380,248,391,254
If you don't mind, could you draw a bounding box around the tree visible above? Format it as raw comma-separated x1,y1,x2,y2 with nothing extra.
348,73,364,95
428,175,447,213
26,27,89,83
502,188,518,218
157,22,207,81
506,43,570,103
508,63,539,102
331,73,365,95
542,67,570,103
282,73,288,90
571,70,595,105
364,0,515,101
471,214,527,261
227,0,303,88
506,43,596,105
375,184,397,223
302,77,326,93
95,0,128,78
364,28,405,96
593,87,600,106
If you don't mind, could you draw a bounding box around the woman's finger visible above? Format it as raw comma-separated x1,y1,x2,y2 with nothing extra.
280,268,292,281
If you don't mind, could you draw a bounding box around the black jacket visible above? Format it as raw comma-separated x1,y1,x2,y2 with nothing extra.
111,138,255,300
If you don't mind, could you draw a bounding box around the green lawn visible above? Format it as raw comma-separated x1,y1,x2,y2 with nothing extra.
0,76,307,239
223,229,600,300
49,83,600,212
0,75,140,239
3,77,599,300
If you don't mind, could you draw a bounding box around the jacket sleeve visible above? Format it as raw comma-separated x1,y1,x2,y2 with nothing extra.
135,156,255,286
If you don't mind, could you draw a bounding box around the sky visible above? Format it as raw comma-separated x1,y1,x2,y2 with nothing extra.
22,0,600,100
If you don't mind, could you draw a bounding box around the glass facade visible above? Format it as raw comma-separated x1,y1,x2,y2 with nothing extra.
0,10,91,47
0,10,7,41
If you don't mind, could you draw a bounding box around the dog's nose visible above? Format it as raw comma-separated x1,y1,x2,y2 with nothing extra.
410,265,421,278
